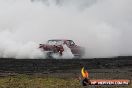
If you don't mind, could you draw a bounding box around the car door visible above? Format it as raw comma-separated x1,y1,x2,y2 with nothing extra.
66,40,80,54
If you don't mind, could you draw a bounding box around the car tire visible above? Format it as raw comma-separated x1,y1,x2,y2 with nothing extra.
46,52,53,59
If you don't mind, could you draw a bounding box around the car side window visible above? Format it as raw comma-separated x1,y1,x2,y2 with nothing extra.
70,41,75,46
66,40,75,46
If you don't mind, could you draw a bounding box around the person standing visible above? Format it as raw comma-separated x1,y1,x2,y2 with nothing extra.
80,66,91,86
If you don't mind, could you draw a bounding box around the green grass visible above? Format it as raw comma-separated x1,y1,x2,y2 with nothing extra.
0,74,131,88
0,74,81,88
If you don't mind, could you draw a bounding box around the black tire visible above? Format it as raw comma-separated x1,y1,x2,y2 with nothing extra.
46,52,53,59
73,54,82,59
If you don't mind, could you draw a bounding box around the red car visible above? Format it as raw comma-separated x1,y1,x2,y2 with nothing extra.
39,39,85,58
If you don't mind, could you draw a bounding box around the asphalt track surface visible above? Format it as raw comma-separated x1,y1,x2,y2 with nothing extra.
0,56,131,73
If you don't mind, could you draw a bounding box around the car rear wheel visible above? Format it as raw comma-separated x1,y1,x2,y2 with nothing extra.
46,52,54,59
73,54,82,59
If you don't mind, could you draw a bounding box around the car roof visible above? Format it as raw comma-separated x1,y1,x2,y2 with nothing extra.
48,39,72,41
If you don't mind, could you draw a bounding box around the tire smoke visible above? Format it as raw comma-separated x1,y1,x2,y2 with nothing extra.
0,0,132,58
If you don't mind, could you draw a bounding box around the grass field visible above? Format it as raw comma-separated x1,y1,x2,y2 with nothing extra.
0,58,131,88
0,73,131,88
0,74,81,88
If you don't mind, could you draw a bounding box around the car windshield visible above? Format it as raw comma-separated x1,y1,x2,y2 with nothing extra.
47,40,64,45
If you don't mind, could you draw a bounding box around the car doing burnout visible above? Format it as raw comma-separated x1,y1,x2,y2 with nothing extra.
39,39,85,58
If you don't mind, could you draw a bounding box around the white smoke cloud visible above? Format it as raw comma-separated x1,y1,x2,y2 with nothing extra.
61,44,74,58
0,30,45,59
0,0,132,58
